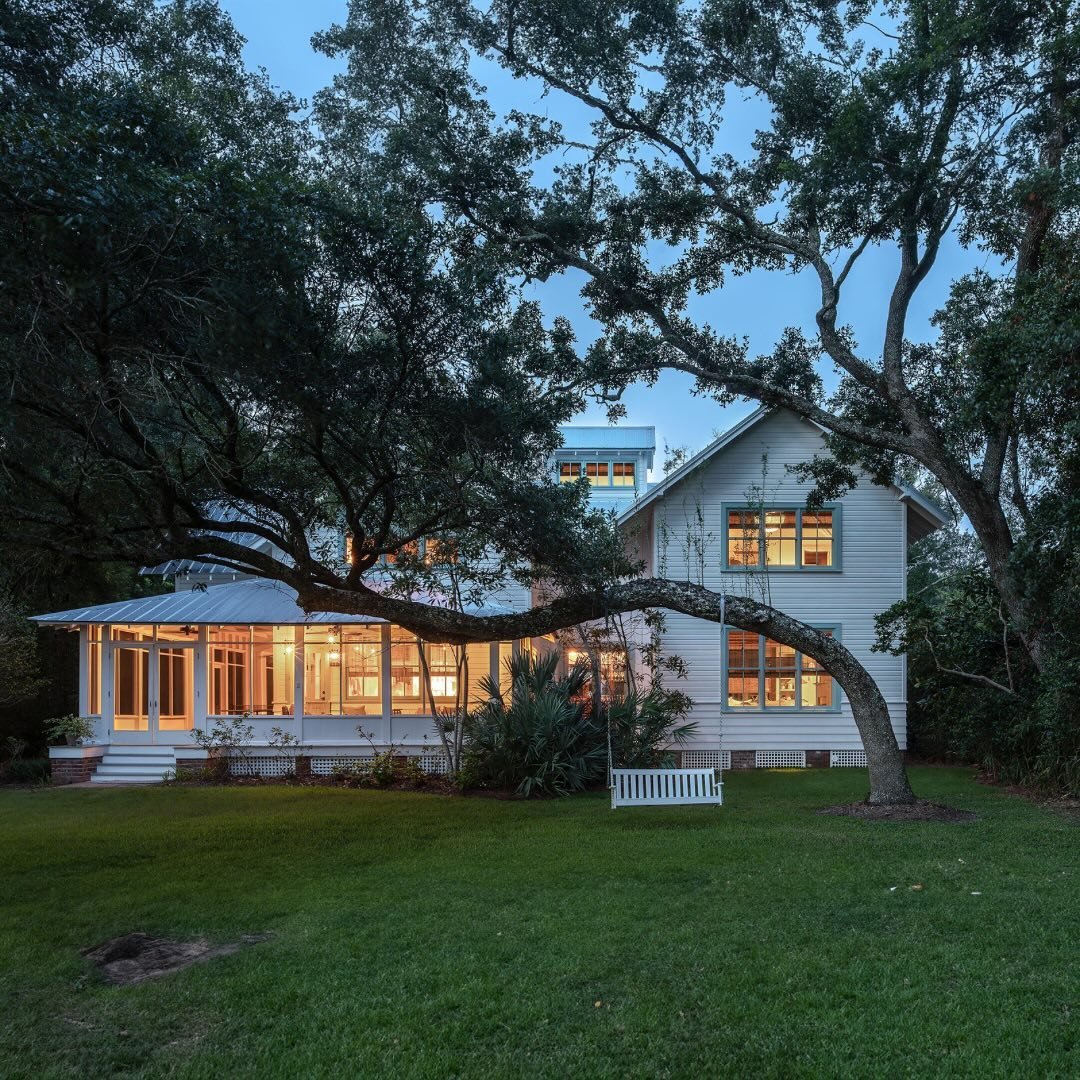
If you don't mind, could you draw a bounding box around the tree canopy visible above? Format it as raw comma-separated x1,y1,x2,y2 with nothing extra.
314,0,1079,674
5,0,1079,800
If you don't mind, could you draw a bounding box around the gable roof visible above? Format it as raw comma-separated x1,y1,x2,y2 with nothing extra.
617,406,949,535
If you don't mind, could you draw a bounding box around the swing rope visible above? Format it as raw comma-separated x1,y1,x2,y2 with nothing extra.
605,594,725,790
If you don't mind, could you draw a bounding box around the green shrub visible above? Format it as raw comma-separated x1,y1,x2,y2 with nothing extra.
607,689,698,769
169,765,222,783
43,715,95,745
3,758,50,784
464,652,605,797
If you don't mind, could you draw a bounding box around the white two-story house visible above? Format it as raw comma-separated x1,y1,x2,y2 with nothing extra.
34,406,945,783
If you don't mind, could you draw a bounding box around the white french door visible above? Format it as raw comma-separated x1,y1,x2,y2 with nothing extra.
112,643,196,744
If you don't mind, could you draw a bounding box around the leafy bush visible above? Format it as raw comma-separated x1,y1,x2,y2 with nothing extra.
191,717,254,778
3,757,50,784
170,765,218,783
464,652,605,797
608,689,697,769
43,714,95,745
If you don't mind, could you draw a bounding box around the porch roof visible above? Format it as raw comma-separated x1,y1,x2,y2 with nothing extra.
30,578,512,628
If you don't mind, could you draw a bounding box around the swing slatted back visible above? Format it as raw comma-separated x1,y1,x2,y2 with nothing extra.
610,768,723,808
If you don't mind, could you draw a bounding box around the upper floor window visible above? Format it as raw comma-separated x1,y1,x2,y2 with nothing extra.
725,508,836,568
726,630,836,710
585,462,609,486
558,459,638,488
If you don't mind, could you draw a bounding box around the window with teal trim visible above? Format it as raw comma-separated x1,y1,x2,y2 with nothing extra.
725,507,836,568
726,630,836,710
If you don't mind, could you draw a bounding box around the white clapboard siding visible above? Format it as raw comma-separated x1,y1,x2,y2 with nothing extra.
645,409,909,752
611,768,724,808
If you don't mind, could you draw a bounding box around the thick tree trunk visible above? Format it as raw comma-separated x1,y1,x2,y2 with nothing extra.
946,478,1045,671
299,578,918,805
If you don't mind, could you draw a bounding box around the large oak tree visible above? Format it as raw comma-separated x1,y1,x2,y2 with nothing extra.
9,0,1046,804
314,0,1079,678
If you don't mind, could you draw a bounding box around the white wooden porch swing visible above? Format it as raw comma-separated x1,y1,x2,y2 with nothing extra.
606,603,724,809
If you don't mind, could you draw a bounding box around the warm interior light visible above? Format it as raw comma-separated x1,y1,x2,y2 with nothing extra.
329,651,340,662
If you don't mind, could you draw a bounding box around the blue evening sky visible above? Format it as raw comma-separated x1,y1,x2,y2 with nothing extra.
219,1,992,476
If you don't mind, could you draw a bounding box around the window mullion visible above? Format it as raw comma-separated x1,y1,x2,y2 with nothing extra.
759,632,767,709
795,646,802,711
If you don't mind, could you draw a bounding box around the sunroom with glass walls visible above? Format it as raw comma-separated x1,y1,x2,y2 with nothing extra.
76,621,546,749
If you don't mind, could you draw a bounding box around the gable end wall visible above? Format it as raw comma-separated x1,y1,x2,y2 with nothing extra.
645,409,907,752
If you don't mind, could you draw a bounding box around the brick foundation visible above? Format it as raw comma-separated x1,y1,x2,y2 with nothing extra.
730,750,756,770
805,750,830,769
50,753,104,785
294,755,312,780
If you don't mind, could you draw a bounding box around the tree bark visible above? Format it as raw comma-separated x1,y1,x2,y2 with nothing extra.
299,578,917,805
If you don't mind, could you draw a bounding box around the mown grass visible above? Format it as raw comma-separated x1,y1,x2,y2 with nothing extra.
0,768,1076,1078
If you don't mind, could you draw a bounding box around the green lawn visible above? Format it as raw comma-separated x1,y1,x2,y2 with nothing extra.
0,769,1076,1079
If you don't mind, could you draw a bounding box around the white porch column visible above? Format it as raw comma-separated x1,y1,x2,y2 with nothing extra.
78,626,89,718
293,626,304,743
381,623,393,744
101,624,114,742
193,625,208,736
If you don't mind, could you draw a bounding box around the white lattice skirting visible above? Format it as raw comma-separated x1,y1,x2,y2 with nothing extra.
309,755,374,776
417,754,449,775
829,750,868,767
755,750,807,769
682,750,731,770
229,756,297,778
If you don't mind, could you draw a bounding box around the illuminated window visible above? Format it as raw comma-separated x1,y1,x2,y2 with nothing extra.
423,538,457,565
157,648,194,730
612,462,636,487
341,627,382,715
727,510,761,566
498,641,514,704
114,646,149,730
801,511,834,567
559,461,583,482
725,508,836,568
390,634,491,714
726,630,835,709
764,510,797,566
385,540,420,565
304,625,382,716
390,630,423,714
800,647,834,708
584,462,610,486
209,625,294,716
208,625,250,716
726,630,760,708
763,638,798,706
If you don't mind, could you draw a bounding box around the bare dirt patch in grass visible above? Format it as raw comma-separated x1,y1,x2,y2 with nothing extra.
82,932,271,986
817,800,977,822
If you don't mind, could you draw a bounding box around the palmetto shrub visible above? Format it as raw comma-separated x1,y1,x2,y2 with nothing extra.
607,689,698,769
464,652,606,797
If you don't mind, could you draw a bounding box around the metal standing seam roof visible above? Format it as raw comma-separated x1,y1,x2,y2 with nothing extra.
30,578,513,627
140,502,281,577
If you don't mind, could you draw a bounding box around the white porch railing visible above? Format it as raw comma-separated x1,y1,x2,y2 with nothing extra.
610,768,723,808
